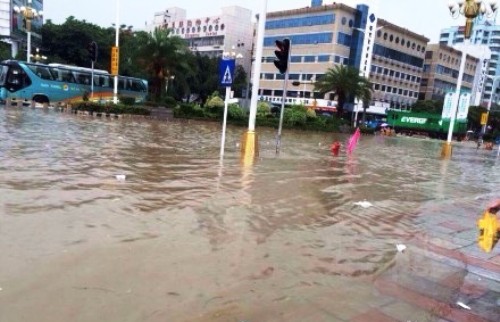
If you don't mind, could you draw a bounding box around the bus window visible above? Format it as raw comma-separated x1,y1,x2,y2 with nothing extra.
131,79,145,91
0,65,8,86
94,74,110,87
6,67,31,91
118,77,126,90
52,68,75,83
74,72,91,85
101,75,110,87
27,65,53,80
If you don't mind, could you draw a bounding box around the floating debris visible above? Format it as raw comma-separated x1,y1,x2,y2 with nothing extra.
456,301,471,310
396,244,407,252
115,174,126,181
354,201,373,208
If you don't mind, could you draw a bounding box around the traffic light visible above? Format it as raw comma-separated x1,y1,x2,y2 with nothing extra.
274,38,290,74
87,41,98,62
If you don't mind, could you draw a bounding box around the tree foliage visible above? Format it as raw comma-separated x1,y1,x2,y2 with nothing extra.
313,65,371,117
134,28,190,102
410,100,443,114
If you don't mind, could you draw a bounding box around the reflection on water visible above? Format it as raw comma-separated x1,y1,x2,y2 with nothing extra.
1,107,499,321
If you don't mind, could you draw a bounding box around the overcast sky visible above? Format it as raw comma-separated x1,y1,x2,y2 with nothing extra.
43,0,476,43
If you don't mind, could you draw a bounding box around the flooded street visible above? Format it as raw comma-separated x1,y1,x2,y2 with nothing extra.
1,107,499,321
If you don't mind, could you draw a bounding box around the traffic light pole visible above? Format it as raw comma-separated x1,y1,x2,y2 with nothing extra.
276,70,289,154
273,38,291,154
91,61,94,100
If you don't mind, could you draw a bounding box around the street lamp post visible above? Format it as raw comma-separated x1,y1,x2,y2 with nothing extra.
113,0,120,104
14,0,42,63
442,0,498,158
241,0,267,163
31,47,46,63
484,75,500,134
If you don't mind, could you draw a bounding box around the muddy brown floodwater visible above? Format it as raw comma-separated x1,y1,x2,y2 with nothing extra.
1,107,499,321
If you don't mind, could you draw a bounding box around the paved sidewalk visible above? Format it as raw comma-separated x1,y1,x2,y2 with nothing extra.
348,199,500,322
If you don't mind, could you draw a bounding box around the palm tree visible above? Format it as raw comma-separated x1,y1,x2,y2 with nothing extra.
135,28,190,101
313,65,372,117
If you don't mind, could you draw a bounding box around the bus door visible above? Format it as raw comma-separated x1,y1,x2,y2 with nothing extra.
4,65,32,100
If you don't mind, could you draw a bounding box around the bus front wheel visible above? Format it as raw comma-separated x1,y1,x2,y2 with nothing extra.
33,95,50,107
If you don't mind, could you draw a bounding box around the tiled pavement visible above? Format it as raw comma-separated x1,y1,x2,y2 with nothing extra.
347,200,500,322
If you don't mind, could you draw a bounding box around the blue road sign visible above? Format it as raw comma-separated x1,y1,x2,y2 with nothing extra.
218,58,235,87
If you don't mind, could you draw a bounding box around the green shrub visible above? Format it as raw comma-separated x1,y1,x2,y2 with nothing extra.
119,96,136,106
228,103,246,120
174,103,205,118
164,96,177,108
73,102,150,116
205,96,224,118
143,101,160,107
257,101,271,117
284,105,308,126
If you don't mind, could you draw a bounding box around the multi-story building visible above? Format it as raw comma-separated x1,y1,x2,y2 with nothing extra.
420,43,480,101
0,0,43,59
258,0,428,116
440,19,500,106
369,18,428,112
147,6,254,76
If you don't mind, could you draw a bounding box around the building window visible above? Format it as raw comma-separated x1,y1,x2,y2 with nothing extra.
264,33,333,46
304,56,315,63
265,14,335,29
341,17,347,25
318,55,330,62
291,56,302,63
337,32,352,46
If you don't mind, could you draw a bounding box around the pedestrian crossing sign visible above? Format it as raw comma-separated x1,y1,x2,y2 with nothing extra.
218,58,235,87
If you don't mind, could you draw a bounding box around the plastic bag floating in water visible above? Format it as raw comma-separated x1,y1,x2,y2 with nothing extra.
396,244,407,252
354,201,373,208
